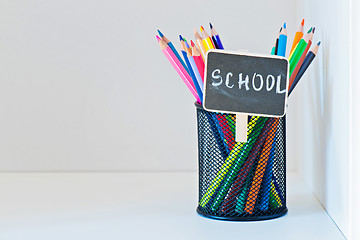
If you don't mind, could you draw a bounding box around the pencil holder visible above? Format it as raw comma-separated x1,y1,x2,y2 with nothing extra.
195,102,287,221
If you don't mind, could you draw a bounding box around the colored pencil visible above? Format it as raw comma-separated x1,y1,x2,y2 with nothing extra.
157,36,200,103
210,23,224,49
289,41,321,95
274,28,281,55
210,117,268,212
259,133,277,211
199,116,261,207
158,30,189,75
205,112,230,161
194,28,206,61
288,30,310,76
277,23,287,57
191,40,205,81
290,19,304,55
289,27,314,90
271,46,276,55
180,35,203,103
244,118,279,214
200,26,215,53
219,118,272,213
216,114,236,151
185,41,204,92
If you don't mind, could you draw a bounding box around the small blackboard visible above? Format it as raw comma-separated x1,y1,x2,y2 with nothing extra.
203,50,289,117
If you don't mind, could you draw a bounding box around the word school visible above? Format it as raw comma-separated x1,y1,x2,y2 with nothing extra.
210,69,287,94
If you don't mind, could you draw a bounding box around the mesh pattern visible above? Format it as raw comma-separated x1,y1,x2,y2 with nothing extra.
196,104,287,221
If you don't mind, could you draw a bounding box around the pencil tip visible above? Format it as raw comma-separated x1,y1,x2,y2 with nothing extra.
317,41,321,45
157,30,164,38
301,19,305,26
191,40,195,47
185,41,190,48
307,27,313,33
209,23,213,29
312,27,316,33
200,26,204,32
283,22,286,28
179,35,183,41
280,27,282,32
156,35,161,42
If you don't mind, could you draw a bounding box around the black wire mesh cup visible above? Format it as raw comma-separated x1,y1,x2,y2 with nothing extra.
195,102,287,221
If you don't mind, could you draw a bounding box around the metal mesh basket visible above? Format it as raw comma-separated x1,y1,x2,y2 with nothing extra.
195,102,287,221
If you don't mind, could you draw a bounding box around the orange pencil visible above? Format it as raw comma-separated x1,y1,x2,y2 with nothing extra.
289,27,314,90
200,26,215,53
244,118,279,214
194,28,206,61
290,19,304,56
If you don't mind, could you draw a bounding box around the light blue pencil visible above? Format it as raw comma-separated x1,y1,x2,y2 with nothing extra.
277,23,287,57
185,41,204,92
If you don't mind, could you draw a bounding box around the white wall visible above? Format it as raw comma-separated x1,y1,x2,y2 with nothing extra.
294,0,350,238
350,0,360,239
0,0,298,171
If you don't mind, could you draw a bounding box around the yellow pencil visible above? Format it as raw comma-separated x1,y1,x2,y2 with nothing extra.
200,26,215,53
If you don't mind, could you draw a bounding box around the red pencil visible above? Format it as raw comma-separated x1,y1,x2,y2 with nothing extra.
191,40,205,81
289,27,314,90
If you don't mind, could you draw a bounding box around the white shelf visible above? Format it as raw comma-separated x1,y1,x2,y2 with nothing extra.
0,172,346,240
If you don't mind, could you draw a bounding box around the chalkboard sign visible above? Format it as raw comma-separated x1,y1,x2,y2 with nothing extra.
203,50,289,117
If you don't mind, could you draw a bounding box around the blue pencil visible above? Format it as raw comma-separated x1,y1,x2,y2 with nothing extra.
277,23,287,57
157,30,189,75
180,35,203,102
210,23,224,49
184,41,204,92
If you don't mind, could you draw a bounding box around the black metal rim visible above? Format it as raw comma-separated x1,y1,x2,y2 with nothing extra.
196,207,288,222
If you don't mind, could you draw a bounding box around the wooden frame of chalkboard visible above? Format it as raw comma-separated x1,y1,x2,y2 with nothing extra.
203,50,289,118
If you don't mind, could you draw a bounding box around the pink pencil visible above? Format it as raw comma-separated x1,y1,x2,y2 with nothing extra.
191,40,205,81
157,36,200,103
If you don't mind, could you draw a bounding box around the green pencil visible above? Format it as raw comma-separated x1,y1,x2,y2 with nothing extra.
199,116,260,207
288,30,310,76
210,117,267,211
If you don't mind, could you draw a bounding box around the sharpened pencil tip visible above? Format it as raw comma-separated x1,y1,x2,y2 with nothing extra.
157,30,164,38
156,35,161,42
317,41,321,45
191,40,195,47
200,26,204,32
283,22,286,28
301,19,305,26
313,27,316,33
185,41,190,48
179,35,183,41
209,23,213,29
307,27,313,33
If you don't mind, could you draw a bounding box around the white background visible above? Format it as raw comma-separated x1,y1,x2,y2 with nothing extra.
1,0,359,239
0,0,298,171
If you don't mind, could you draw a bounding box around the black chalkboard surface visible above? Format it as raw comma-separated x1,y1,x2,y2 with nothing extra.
203,50,289,117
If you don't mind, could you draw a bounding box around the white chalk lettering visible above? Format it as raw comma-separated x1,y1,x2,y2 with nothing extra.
266,75,275,91
276,75,286,94
211,69,222,87
238,73,250,90
225,72,234,88
252,73,263,91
